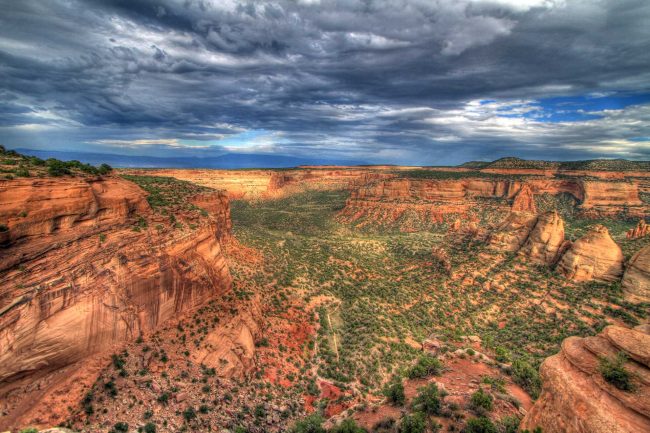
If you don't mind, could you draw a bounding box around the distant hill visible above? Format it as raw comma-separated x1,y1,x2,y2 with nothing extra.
460,157,650,171
13,148,367,169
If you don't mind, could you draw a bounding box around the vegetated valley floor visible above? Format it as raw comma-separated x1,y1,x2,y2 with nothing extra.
68,185,648,433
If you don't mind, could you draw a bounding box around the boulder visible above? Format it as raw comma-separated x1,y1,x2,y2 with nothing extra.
557,225,624,282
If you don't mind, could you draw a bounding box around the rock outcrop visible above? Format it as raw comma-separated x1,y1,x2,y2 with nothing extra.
487,212,538,252
191,297,262,378
627,219,650,239
521,325,650,433
0,177,233,384
518,211,566,265
511,184,537,213
557,225,624,282
622,245,650,303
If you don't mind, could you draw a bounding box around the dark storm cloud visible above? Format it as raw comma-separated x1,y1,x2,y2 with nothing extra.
0,0,649,164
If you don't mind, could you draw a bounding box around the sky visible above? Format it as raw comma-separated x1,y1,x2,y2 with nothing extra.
1,0,649,166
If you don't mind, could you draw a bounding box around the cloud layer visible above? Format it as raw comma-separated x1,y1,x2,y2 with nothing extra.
1,0,649,164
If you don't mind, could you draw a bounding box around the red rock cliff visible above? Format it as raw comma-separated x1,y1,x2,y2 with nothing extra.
0,177,233,384
521,325,650,433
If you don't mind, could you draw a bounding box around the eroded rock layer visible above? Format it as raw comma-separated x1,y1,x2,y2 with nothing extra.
0,177,233,384
123,168,394,199
557,225,624,282
521,325,650,433
339,176,648,227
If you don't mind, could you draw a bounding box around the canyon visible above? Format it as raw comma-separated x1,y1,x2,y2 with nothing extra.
0,156,649,433
0,175,248,430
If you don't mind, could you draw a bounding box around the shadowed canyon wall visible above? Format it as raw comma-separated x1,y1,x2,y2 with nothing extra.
0,177,233,384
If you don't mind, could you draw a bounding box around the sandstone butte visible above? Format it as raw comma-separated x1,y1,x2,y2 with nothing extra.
518,210,566,265
621,244,650,303
0,176,260,429
521,325,650,433
557,224,624,282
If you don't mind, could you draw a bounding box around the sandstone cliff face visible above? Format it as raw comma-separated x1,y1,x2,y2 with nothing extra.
511,184,537,213
123,168,394,199
0,177,233,384
557,225,624,282
487,212,538,252
518,211,566,265
622,244,650,303
580,181,644,216
521,325,650,433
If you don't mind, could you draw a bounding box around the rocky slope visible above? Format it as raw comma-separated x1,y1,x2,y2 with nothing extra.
557,225,624,282
622,244,650,303
0,175,242,430
521,325,650,433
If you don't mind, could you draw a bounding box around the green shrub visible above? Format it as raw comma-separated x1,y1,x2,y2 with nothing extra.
99,163,113,175
143,423,157,433
600,352,634,391
112,422,129,432
399,412,426,433
182,406,196,422
46,159,71,176
412,383,442,415
330,419,367,433
497,416,521,433
464,417,497,433
18,428,38,433
511,359,541,399
470,388,493,414
408,354,443,379
384,381,405,406
15,166,30,177
290,414,326,433
0,224,8,232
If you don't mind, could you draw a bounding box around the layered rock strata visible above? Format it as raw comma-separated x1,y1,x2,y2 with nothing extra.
521,325,650,433
0,177,233,384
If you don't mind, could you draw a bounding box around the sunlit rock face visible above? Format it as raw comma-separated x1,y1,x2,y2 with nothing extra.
518,211,566,265
487,212,538,253
557,224,624,282
622,244,650,303
0,177,233,384
522,325,650,433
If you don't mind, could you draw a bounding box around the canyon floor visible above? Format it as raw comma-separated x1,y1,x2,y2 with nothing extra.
1,157,649,433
